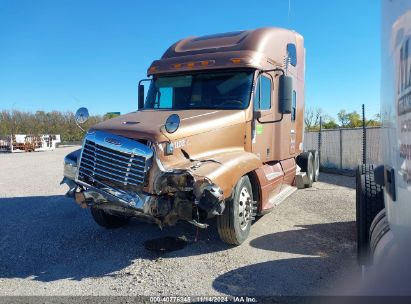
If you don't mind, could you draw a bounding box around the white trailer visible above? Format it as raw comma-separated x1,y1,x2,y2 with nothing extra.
356,0,411,293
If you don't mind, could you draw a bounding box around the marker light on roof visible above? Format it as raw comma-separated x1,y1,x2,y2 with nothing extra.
170,60,215,69
231,58,242,64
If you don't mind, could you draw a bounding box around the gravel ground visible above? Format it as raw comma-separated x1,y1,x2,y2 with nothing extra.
0,146,358,296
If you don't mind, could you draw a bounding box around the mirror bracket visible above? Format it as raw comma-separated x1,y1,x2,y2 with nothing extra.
256,113,284,124
258,67,293,115
258,67,285,76
138,78,151,110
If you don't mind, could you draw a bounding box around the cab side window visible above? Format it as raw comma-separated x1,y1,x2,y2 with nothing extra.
254,75,271,110
287,43,297,67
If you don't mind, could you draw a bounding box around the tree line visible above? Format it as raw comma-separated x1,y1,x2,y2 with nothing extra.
0,108,382,142
304,107,382,131
0,110,106,142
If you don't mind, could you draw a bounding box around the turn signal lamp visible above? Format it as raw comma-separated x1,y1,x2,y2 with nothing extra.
165,142,174,155
231,58,242,64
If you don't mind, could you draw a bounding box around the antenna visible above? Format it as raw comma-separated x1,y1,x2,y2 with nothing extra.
288,0,292,26
72,96,81,105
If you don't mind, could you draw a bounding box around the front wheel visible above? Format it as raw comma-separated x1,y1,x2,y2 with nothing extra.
217,176,256,245
90,205,130,229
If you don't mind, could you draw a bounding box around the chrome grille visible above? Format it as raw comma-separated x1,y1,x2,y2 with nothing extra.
77,132,153,190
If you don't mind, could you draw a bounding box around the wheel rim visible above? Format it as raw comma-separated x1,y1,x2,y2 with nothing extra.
314,155,320,177
238,186,252,230
308,156,314,181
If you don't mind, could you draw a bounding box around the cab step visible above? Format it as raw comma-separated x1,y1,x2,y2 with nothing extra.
269,185,298,206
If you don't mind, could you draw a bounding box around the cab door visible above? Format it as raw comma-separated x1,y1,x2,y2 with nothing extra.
252,73,275,162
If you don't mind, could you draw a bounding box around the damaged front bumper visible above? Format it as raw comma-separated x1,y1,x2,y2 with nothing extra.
61,148,225,229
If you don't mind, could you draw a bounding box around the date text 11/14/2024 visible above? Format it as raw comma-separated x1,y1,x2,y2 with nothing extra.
149,296,258,303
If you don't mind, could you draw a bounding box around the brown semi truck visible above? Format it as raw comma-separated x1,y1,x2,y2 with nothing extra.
62,27,319,245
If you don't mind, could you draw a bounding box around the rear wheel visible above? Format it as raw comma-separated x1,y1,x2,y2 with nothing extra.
297,152,314,188
309,150,320,182
90,205,130,229
356,164,384,264
369,209,390,264
217,176,256,245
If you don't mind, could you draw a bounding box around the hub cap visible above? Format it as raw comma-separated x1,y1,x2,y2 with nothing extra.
238,187,252,230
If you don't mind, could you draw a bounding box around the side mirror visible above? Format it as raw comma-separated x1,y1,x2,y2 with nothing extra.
138,84,145,110
75,107,89,124
279,75,293,114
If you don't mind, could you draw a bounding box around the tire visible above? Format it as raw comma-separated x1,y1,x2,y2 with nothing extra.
90,206,130,229
369,209,390,263
217,176,256,245
297,152,314,188
358,164,375,176
356,164,384,265
309,150,320,182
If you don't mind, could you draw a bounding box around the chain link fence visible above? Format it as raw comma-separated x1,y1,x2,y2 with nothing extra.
304,127,382,171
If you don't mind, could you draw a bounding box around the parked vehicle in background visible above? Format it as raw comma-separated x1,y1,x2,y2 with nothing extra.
0,134,61,152
62,27,319,245
356,0,411,276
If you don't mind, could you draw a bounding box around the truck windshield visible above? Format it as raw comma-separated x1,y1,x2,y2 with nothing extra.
143,71,254,110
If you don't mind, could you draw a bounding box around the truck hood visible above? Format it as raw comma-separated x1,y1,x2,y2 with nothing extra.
91,109,246,142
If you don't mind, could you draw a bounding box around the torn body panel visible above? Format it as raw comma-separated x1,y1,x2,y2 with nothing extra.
152,141,262,214
186,150,262,198
151,163,226,223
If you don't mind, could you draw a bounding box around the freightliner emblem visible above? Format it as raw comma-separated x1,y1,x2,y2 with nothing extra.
104,137,122,146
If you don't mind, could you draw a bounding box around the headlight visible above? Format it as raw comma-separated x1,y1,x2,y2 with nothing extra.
63,149,81,180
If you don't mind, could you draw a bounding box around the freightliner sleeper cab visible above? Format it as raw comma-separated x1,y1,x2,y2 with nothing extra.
62,27,318,245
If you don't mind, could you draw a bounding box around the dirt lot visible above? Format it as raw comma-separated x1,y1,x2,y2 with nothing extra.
0,146,358,296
